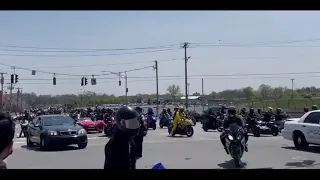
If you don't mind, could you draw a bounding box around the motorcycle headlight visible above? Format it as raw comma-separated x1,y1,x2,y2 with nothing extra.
48,131,58,136
78,129,87,135
227,134,234,140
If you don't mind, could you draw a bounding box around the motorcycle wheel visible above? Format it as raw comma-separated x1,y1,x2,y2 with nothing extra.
160,123,163,128
186,127,194,137
234,157,241,168
272,129,279,136
193,120,196,126
152,124,156,130
202,126,209,132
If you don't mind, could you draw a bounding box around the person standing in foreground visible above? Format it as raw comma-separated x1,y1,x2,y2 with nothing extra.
104,106,141,169
0,112,15,169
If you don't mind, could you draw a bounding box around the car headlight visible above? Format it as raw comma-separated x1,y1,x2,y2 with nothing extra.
48,131,58,136
227,134,234,140
78,129,86,135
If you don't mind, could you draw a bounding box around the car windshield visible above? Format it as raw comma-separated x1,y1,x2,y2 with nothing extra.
42,116,75,126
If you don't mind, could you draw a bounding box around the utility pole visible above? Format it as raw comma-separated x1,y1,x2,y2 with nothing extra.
124,71,128,104
16,88,21,113
154,60,159,116
0,72,7,111
20,89,23,111
187,83,190,95
290,78,294,99
183,42,190,109
202,78,204,111
7,83,14,112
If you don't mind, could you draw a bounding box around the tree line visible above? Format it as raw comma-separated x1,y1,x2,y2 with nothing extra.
4,84,320,110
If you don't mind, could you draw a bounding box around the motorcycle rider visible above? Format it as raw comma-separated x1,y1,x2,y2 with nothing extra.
246,108,257,127
239,107,247,119
171,106,185,136
303,107,309,114
104,106,141,169
256,108,263,118
167,108,172,117
172,107,179,120
274,108,287,121
220,106,248,153
311,105,318,110
263,107,274,122
147,108,154,116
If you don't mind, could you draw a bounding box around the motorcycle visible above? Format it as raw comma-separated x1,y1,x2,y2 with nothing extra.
224,124,246,168
146,114,157,130
168,118,194,137
202,115,223,132
104,116,116,136
251,119,279,137
159,114,171,128
142,116,148,136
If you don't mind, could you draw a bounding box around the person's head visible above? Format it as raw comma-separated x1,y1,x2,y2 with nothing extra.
178,106,184,113
162,109,167,113
241,107,246,113
249,108,254,113
304,107,309,112
257,108,262,113
115,106,140,138
312,105,318,110
167,108,171,113
276,108,281,114
227,106,237,118
267,107,273,113
147,108,153,112
0,112,15,162
174,107,178,112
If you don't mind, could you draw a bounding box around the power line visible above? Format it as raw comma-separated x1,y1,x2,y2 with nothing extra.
0,43,182,51
13,75,320,85
0,48,180,57
0,62,154,77
32,58,184,69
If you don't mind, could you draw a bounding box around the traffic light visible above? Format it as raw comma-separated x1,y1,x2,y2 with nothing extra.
10,74,14,84
15,74,19,83
53,77,56,85
84,78,88,86
81,77,84,86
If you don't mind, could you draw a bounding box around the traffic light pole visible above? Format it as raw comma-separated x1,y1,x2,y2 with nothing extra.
0,72,7,111
16,88,21,113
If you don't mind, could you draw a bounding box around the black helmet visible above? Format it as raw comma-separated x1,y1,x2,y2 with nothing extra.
228,106,237,115
174,107,178,111
304,107,309,112
249,108,254,113
312,105,318,110
115,106,140,136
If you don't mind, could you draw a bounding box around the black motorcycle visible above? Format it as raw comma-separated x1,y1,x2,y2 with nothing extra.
250,120,279,137
224,124,246,168
202,115,223,132
104,116,116,136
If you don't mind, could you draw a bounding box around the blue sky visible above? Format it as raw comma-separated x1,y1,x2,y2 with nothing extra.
1,11,320,96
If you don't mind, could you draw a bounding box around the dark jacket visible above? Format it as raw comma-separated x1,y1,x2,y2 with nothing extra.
223,115,245,129
104,132,137,169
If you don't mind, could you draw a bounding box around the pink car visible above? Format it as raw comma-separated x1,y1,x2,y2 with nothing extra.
77,118,106,133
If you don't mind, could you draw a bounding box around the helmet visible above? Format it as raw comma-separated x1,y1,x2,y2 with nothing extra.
249,108,254,113
312,105,318,110
241,107,246,112
228,106,237,116
304,107,309,112
163,109,167,113
276,108,281,113
174,107,179,112
179,106,184,111
115,106,140,136
267,107,273,112
167,108,171,112
257,108,262,113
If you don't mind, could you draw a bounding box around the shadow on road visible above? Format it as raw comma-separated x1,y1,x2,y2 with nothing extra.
217,160,247,169
166,135,189,138
98,134,109,138
21,145,80,152
248,134,275,138
282,146,320,154
285,160,316,168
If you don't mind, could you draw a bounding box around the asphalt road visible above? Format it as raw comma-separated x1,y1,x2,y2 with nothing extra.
8,124,320,169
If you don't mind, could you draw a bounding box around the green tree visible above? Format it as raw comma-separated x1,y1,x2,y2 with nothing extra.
166,84,181,101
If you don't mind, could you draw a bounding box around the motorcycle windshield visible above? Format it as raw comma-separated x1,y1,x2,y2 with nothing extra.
229,124,243,137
